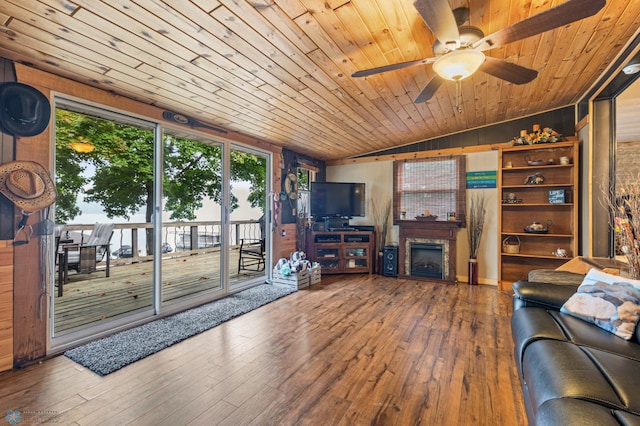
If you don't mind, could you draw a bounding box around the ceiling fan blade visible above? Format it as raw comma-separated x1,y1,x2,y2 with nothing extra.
413,0,460,45
472,0,606,51
352,58,435,78
414,75,444,103
479,57,538,84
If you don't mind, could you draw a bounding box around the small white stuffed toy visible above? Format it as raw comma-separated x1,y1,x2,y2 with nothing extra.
274,257,292,276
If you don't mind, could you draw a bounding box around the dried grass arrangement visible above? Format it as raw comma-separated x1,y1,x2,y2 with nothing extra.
467,192,488,259
604,178,640,278
370,197,391,254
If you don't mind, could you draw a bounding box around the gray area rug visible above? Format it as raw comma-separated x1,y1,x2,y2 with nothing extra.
64,283,297,376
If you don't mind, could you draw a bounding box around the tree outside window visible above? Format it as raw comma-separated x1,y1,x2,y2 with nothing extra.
55,108,266,254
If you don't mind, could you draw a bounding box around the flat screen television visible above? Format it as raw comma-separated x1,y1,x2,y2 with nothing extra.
310,182,366,218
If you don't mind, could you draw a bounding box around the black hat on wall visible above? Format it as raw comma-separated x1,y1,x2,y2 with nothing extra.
0,82,51,137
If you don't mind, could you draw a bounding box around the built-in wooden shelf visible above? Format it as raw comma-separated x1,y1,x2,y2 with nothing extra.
498,138,579,290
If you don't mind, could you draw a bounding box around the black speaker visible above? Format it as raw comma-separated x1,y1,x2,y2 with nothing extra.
383,245,398,277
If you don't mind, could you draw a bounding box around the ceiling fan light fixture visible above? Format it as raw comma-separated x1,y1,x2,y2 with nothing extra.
432,50,485,81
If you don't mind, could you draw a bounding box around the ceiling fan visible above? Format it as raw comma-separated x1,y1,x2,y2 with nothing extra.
352,0,606,103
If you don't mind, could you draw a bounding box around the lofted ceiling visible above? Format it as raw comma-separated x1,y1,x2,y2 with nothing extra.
0,0,639,161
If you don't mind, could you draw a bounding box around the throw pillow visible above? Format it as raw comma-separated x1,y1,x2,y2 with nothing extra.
561,269,640,340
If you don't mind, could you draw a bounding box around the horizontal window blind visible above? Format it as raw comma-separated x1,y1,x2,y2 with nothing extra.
393,156,466,224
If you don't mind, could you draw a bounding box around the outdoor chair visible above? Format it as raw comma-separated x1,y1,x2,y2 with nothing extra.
238,215,266,273
64,222,114,282
53,224,64,251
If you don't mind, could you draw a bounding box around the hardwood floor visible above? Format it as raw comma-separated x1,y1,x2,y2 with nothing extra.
0,275,526,425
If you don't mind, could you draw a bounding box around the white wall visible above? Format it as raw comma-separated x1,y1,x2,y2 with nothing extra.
327,150,499,285
326,161,397,242
463,151,499,285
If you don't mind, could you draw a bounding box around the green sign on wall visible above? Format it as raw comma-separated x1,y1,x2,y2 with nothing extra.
466,171,496,188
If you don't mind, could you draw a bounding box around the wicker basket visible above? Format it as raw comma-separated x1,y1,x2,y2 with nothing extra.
502,235,521,254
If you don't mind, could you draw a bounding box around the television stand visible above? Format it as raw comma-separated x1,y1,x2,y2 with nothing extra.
307,229,375,274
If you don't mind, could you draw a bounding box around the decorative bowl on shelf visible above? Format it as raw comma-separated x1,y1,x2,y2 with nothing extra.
415,215,438,221
524,228,549,234
527,159,554,166
524,220,553,233
524,155,554,166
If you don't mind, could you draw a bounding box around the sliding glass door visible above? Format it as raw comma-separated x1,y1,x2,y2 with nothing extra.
50,98,271,350
160,132,224,305
52,102,157,339
229,146,269,289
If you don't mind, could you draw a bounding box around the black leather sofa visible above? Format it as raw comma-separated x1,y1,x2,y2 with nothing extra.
511,280,640,425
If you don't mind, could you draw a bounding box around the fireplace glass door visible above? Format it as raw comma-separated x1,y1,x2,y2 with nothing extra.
410,243,444,279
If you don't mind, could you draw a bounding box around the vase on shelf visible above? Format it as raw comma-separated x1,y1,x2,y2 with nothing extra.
468,257,478,285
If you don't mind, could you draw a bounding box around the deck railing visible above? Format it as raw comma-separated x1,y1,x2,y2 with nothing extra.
58,219,262,266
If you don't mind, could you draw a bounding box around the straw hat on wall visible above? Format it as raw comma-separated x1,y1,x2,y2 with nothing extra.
0,160,57,212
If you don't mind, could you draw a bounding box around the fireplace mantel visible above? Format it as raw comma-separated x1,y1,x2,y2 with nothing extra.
398,220,462,282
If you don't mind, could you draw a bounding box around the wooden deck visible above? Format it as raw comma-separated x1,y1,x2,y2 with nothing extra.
54,249,264,334
1,276,526,425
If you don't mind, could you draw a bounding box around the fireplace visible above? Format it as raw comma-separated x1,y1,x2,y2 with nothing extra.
398,220,461,282
408,240,447,279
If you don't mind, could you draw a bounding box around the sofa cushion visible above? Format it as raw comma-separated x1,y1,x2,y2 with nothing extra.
616,411,640,426
586,348,640,411
511,308,570,374
547,311,640,360
561,269,640,340
536,398,640,426
513,280,578,311
523,340,640,419
512,308,640,377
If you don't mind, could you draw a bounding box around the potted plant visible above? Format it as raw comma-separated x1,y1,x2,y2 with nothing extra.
467,192,487,285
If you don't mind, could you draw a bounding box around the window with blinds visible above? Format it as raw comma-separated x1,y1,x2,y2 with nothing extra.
393,156,466,224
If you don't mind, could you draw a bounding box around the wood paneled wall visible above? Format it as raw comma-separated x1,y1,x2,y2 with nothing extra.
277,224,297,261
0,59,16,240
0,241,13,372
11,73,51,367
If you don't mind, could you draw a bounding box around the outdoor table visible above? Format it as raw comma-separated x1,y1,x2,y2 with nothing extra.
57,239,77,296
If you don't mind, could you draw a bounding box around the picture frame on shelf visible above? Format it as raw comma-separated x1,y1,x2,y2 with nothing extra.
548,189,566,204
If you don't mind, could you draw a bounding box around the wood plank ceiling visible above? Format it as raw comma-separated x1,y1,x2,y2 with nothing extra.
0,0,638,161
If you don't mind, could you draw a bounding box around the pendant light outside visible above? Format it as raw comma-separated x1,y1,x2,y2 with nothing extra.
69,138,95,153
